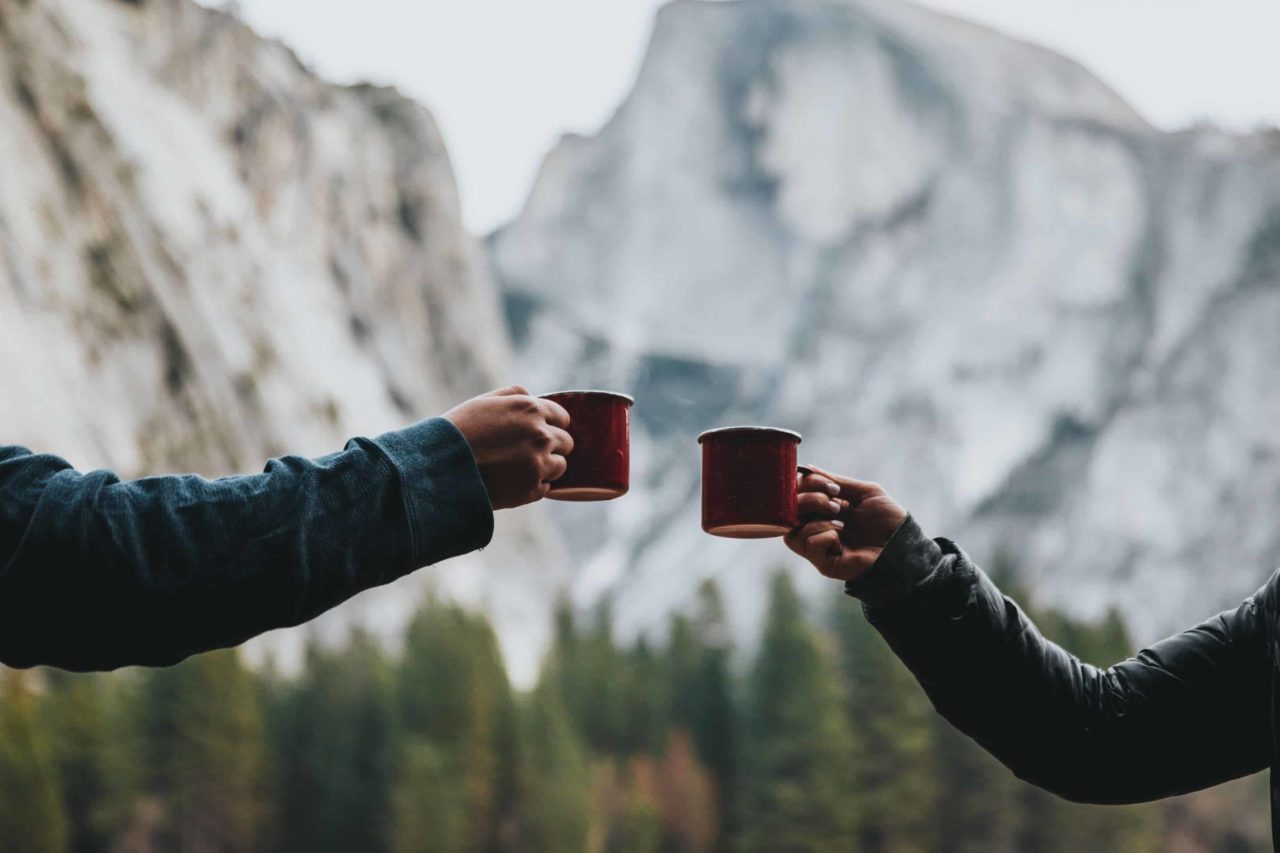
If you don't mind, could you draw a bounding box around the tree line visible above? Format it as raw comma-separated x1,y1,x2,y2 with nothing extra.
0,569,1267,852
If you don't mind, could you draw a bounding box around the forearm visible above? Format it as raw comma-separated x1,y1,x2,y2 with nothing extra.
0,418,493,670
851,518,1270,803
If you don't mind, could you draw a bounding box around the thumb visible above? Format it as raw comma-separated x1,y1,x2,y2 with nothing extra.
486,384,531,397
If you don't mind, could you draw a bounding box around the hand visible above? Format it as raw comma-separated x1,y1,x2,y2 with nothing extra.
443,386,574,510
784,465,908,583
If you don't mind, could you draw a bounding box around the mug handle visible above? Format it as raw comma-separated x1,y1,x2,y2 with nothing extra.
796,464,815,477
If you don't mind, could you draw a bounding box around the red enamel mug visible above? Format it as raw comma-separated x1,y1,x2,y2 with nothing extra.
540,390,634,501
698,426,803,538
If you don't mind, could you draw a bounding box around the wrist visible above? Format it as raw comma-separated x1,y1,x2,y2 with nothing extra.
843,515,943,607
372,417,495,564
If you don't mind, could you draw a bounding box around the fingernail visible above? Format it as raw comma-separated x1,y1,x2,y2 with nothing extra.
828,500,841,514
831,520,845,529
826,482,840,496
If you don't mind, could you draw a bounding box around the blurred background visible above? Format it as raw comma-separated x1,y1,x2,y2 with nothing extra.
2,0,1277,850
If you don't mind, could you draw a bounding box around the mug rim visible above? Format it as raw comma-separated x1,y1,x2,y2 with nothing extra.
540,389,635,405
697,425,802,443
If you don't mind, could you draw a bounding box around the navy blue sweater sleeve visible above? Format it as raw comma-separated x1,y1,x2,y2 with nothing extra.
0,417,493,671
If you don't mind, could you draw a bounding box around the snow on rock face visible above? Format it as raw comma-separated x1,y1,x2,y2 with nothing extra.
490,0,1280,648
0,0,562,685
748,21,944,244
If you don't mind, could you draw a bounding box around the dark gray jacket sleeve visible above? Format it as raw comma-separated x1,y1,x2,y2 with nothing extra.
848,517,1273,804
0,417,493,671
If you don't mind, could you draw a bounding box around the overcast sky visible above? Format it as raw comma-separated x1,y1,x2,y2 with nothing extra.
228,0,1280,234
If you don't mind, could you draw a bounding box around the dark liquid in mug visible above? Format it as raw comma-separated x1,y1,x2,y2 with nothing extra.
542,391,632,501
700,427,800,538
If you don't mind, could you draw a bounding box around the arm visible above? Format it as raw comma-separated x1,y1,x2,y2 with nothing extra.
0,386,573,671
859,519,1271,803
0,419,490,671
787,469,1273,804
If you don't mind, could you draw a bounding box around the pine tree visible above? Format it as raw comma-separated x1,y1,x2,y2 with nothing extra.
831,598,938,853
622,637,669,757
396,596,511,850
667,614,701,737
0,669,69,853
139,649,265,851
90,672,149,848
672,580,736,849
581,599,629,754
736,572,858,852
41,670,111,853
549,597,586,729
490,683,524,852
267,633,398,853
545,597,628,755
931,715,1021,853
390,739,467,853
516,680,591,851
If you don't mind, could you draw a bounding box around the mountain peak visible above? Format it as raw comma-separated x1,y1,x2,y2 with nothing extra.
491,0,1280,651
